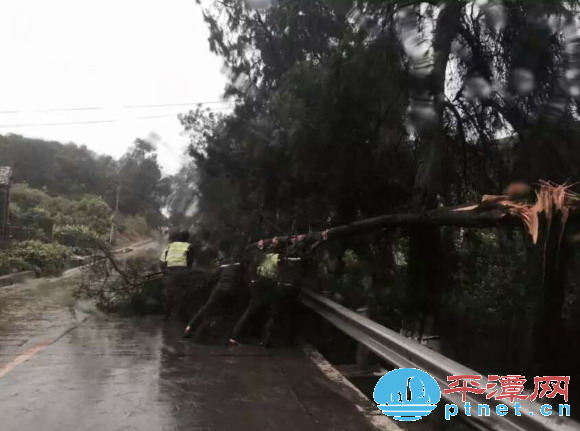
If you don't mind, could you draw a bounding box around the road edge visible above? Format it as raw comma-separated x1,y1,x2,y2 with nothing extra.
302,344,403,431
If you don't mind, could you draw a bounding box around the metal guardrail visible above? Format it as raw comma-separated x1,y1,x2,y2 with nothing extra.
301,288,579,431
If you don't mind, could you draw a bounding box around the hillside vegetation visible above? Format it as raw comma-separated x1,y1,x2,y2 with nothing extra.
0,134,170,275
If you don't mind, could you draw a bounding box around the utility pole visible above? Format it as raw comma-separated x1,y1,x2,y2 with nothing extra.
109,183,120,245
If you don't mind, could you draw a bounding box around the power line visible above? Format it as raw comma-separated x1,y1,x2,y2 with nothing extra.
123,100,233,109
0,119,116,128
0,107,107,114
0,106,233,128
40,107,102,113
137,106,234,120
0,100,234,115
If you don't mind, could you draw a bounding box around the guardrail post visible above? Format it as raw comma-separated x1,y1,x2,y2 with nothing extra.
355,306,372,368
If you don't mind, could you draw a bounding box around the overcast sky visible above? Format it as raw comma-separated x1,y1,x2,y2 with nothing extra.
0,0,228,175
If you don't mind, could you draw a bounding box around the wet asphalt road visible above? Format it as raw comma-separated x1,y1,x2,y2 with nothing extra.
0,256,381,431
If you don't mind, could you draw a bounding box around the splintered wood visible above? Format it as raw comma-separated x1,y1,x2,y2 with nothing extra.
479,181,580,244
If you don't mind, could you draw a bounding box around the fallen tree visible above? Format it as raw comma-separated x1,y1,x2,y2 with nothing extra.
249,182,580,374
251,182,580,250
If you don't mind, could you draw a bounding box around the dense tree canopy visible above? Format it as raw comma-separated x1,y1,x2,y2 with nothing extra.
0,134,117,198
178,0,580,247
174,0,580,395
117,139,172,226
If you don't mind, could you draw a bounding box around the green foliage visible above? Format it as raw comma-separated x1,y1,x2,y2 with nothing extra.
10,183,51,210
0,252,32,276
0,135,171,228
75,253,165,313
446,229,530,328
69,196,112,235
176,2,412,255
10,183,112,236
0,135,116,198
117,139,171,226
186,0,580,244
116,214,151,243
127,277,165,315
4,240,73,277
187,1,580,270
53,225,101,250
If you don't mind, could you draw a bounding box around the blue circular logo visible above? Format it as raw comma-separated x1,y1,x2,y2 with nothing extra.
373,368,441,422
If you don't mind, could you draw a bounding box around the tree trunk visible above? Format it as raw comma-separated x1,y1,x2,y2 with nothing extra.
251,203,516,249
528,213,571,376
404,1,463,337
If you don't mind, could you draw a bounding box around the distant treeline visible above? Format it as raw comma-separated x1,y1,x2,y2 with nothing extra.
0,134,171,226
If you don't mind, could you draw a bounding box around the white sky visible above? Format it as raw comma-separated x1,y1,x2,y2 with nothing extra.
0,0,228,175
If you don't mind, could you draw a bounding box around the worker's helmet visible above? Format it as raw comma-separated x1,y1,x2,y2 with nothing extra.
168,228,182,242
178,230,190,242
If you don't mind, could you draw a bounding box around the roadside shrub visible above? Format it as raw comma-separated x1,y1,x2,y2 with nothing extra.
54,224,101,251
9,240,74,277
0,253,32,276
10,183,113,236
70,196,112,236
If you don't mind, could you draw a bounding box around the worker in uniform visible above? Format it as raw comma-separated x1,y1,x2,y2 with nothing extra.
159,229,194,321
183,260,245,339
261,254,305,347
230,252,280,344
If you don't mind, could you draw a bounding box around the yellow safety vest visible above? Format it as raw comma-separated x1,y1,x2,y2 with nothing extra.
161,242,190,268
257,253,279,279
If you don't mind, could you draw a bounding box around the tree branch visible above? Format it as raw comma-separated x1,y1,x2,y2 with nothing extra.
249,202,520,250
444,101,468,179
